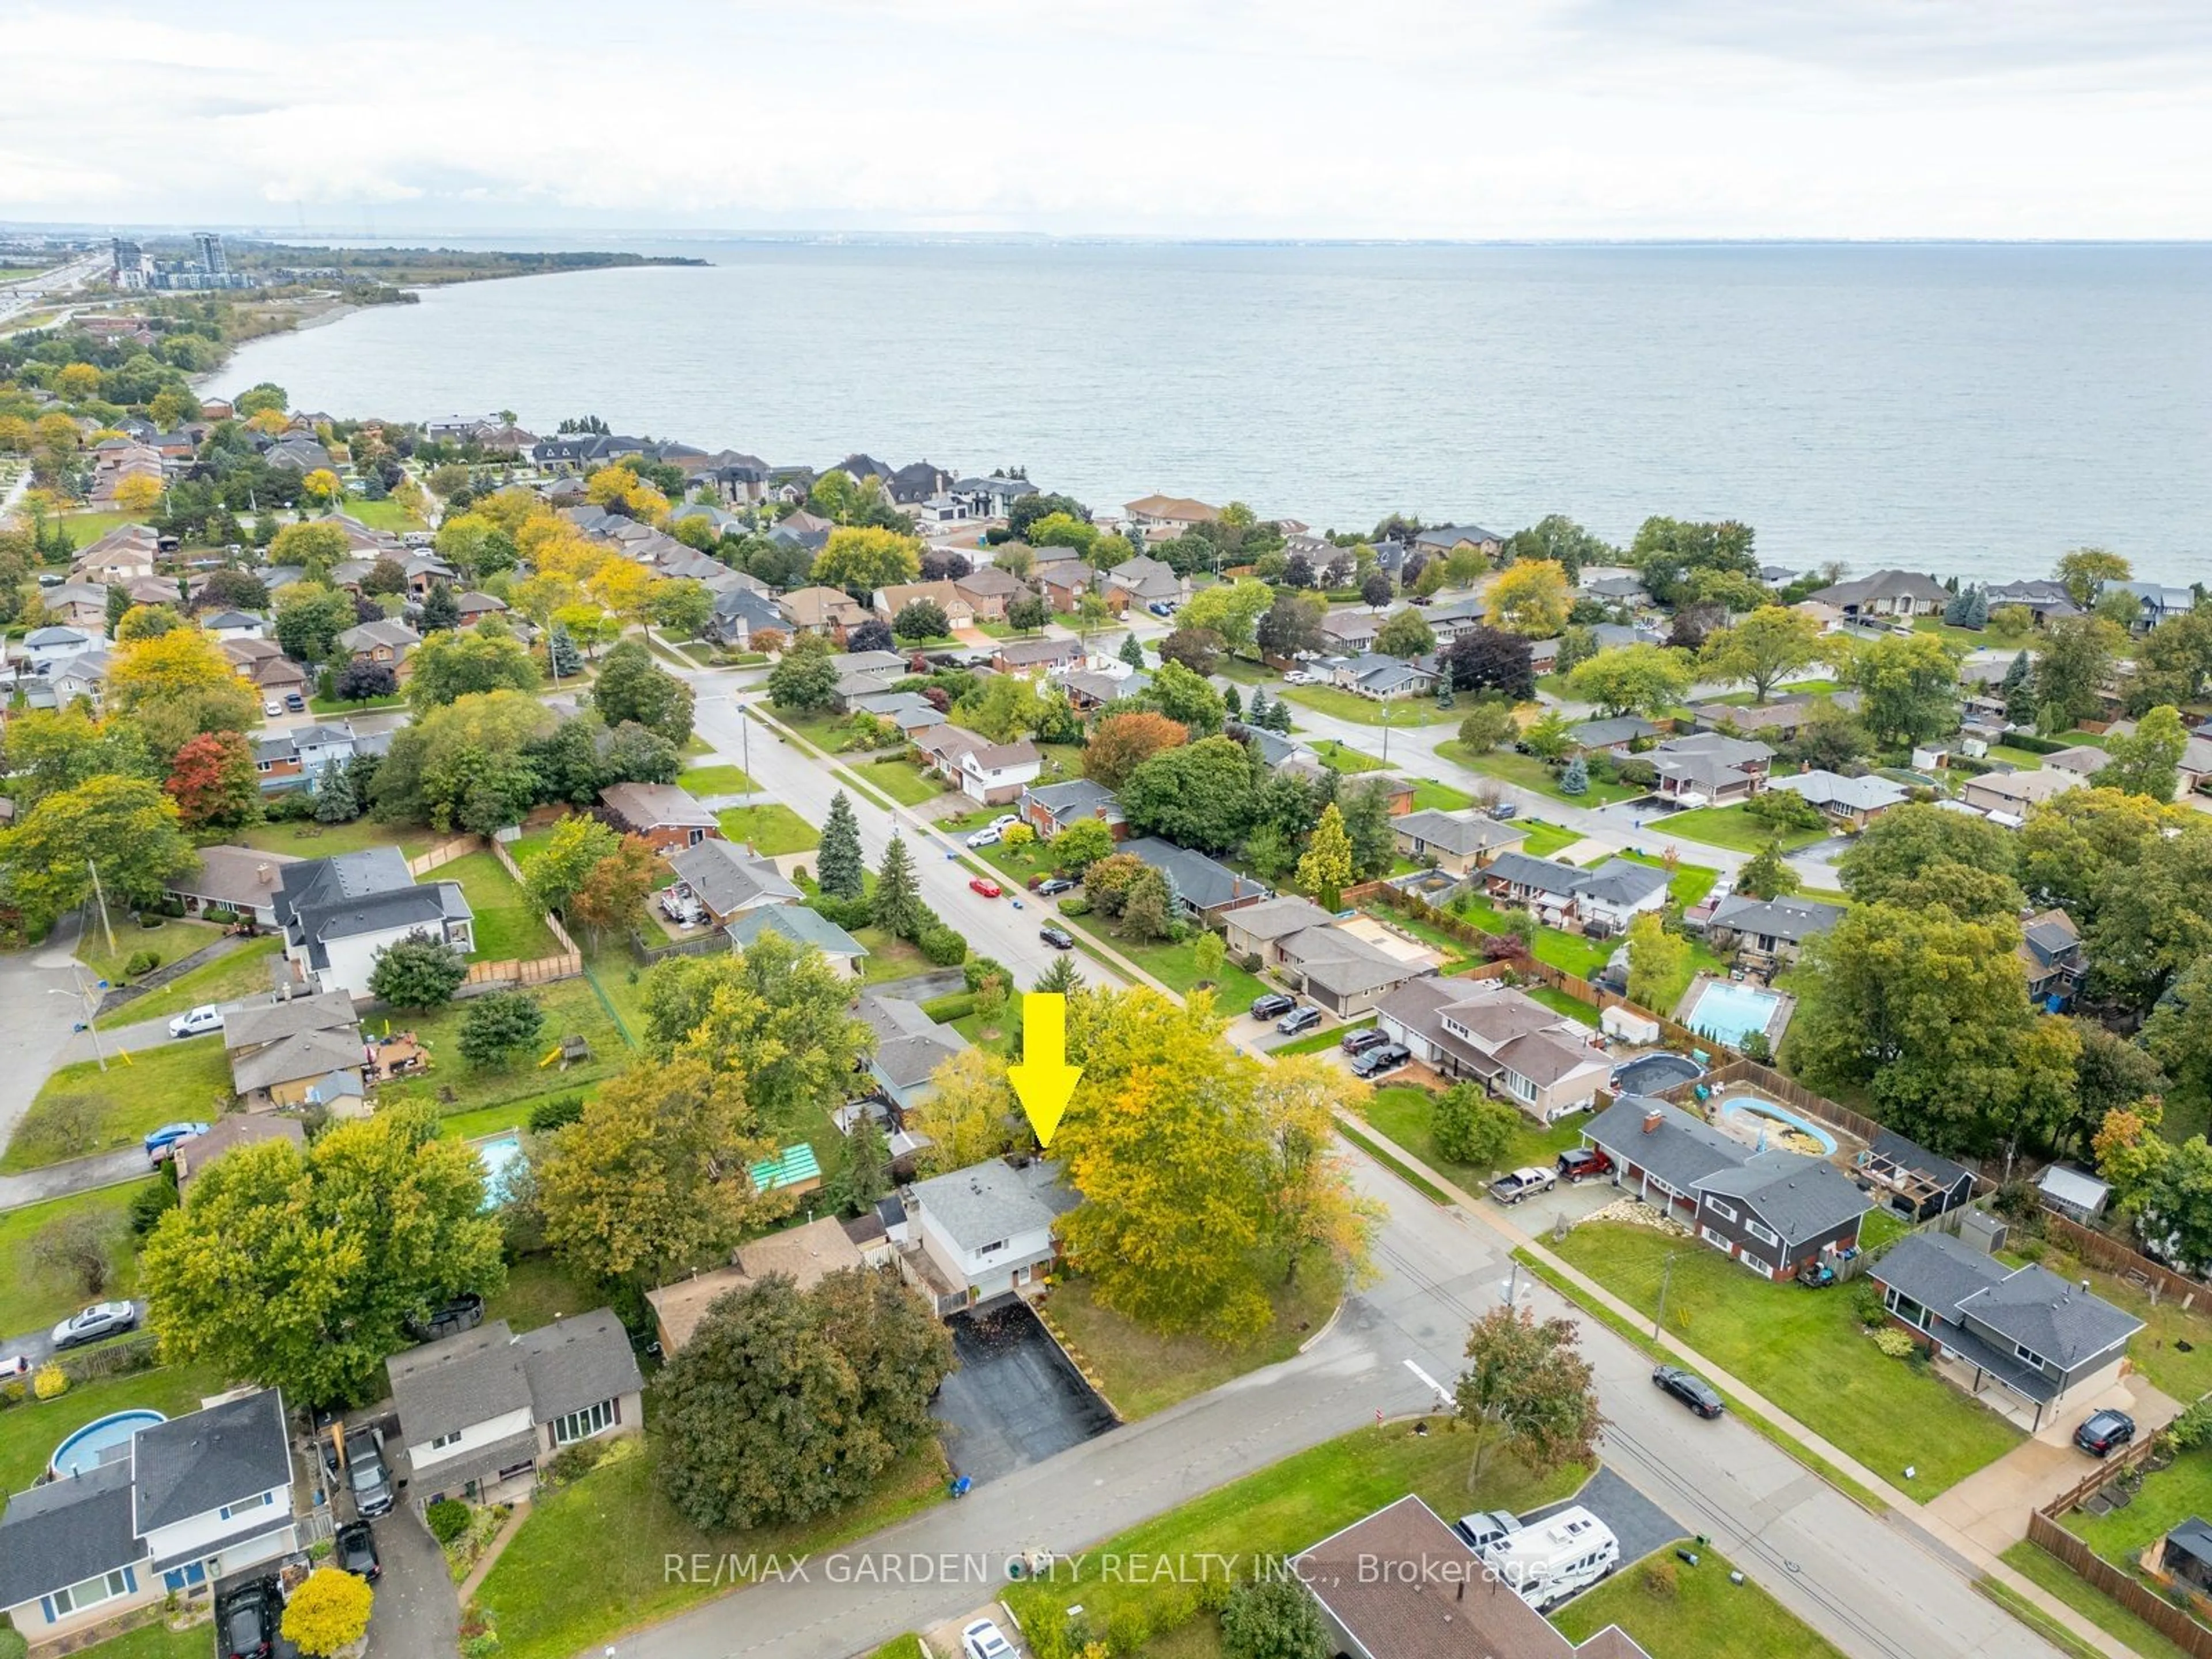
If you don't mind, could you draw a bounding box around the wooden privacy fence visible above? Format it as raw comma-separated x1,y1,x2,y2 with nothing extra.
628,927,728,966
409,833,584,985
407,835,480,876
1669,1056,1889,1147
2043,1211,2206,1310
2028,1509,2212,1658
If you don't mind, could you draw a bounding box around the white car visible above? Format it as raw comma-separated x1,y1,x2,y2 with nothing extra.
0,1355,30,1381
961,1620,1014,1659
51,1302,137,1350
263,698,285,717
1283,671,1314,685
990,813,1021,831
965,826,1003,849
169,1004,224,1039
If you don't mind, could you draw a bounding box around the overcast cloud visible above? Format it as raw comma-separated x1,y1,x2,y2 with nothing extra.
2,0,2208,237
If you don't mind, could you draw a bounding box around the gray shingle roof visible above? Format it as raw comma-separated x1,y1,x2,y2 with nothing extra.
600,782,717,830
1958,1263,2143,1367
1694,1151,1872,1245
0,1459,139,1608
910,1158,1075,1253
1121,838,1269,913
1868,1230,2013,1317
1024,777,1123,822
133,1388,291,1533
725,904,867,959
1569,859,1672,909
1584,1096,1747,1192
1393,809,1525,858
514,1308,645,1426
668,839,800,915
1708,893,1845,945
1570,716,1657,748
389,1310,641,1449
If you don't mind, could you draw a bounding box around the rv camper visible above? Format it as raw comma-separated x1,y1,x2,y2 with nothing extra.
1479,1505,1620,1609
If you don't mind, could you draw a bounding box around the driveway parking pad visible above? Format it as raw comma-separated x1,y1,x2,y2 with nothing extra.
1527,1465,1687,1571
933,1302,1115,1484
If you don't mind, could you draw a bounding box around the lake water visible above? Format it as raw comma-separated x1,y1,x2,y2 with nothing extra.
209,240,2212,585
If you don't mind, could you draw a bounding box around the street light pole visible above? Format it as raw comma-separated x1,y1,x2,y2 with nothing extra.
1654,1252,1677,1340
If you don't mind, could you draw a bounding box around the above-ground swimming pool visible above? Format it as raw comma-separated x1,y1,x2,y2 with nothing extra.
475,1133,525,1207
1715,1093,1838,1156
1685,979,1785,1048
50,1409,166,1479
1610,1053,1704,1096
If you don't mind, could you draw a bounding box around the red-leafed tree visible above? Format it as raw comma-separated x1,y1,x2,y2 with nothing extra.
164,732,260,828
1082,710,1188,789
569,836,661,944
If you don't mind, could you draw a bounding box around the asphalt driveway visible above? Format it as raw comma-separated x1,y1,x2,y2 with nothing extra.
931,1302,1116,1485
363,1507,460,1659
1527,1465,1687,1573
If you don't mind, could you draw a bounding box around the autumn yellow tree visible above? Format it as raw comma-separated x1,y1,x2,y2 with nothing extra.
107,626,259,758
588,558,659,626
908,1048,1020,1176
1056,990,1277,1340
1253,1056,1383,1287
55,362,102,401
301,468,343,506
111,474,162,515
1487,559,1573,637
585,464,669,523
245,408,292,438
1296,802,1354,910
280,1566,373,1657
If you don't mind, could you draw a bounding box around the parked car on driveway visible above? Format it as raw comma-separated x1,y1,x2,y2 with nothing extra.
965,826,1003,849
1455,1509,1523,1552
0,1355,31,1381
969,876,1003,899
168,1005,224,1039
1040,926,1075,950
963,1619,1016,1659
1556,1147,1613,1183
334,1520,382,1582
1275,1005,1324,1036
1350,1041,1411,1078
1488,1166,1557,1205
1488,801,1518,821
143,1120,210,1160
217,1576,276,1659
1340,1027,1387,1055
284,692,306,713
1653,1365,1725,1418
2075,1408,2135,1458
1036,876,1078,896
51,1301,137,1350
262,697,284,718
1248,993,1296,1022
344,1427,394,1518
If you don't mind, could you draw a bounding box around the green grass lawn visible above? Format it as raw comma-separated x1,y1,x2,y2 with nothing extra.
1402,893,1616,980
1437,743,1646,807
1655,804,1828,854
472,1437,946,1659
1046,1252,1342,1419
6,1037,234,1172
77,915,226,988
1002,1421,1586,1650
436,851,561,962
1363,1083,1589,1191
65,1622,219,1659
60,509,151,547
0,1361,230,1508
1999,1540,2192,1659
309,691,407,715
1283,683,1454,727
715,804,821,855
228,818,439,859
848,925,938,986
1608,850,1722,910
1529,986,1602,1026
1408,777,1478,811
676,763,756,796
1056,913,1267,1013
1553,1221,2022,1492
342,497,427,532
1553,1543,1848,1659
1315,738,1386,773
1702,679,1844,707
2066,1446,2212,1565
370,979,627,1118
846,759,946,807
1517,819,1584,858
486,1252,606,1335
0,1181,153,1335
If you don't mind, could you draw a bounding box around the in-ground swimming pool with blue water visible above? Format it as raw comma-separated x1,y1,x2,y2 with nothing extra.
1686,980,1783,1048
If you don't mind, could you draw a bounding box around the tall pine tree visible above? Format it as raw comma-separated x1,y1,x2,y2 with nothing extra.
872,832,926,941
547,622,584,677
817,791,865,900
1119,633,1146,669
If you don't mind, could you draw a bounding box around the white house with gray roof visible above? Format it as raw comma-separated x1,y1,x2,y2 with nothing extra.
387,1309,643,1509
1376,977,1609,1122
857,994,969,1111
1482,851,1669,936
666,838,800,925
1869,1230,2141,1430
1704,893,1846,966
725,903,868,972
1768,768,1911,828
0,1388,296,1645
274,846,474,998
906,1158,1079,1312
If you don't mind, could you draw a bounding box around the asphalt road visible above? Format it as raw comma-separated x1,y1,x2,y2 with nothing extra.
605,1147,2057,1659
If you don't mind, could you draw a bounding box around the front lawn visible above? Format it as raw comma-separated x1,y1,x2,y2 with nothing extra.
1436,743,1646,808
0,1361,230,1506
1282,683,1454,727
1044,1252,1343,1419
1517,819,1584,858
78,915,226,989
676,763,756,797
1408,777,1478,811
1552,1543,1849,1659
1397,893,1616,980
1362,1083,1588,1191
846,758,946,806
0,1181,153,1335
369,979,628,1118
6,1037,234,1172
849,925,937,986
1608,850,1721,910
471,1436,946,1659
437,851,562,962
1002,1420,1586,1650
715,804,821,855
1056,914,1267,1013
1654,804,1828,855
108,938,284,1025
1552,1221,2022,1493
309,691,408,715
342,497,427,532
1999,1539,2193,1659
1315,739,1386,774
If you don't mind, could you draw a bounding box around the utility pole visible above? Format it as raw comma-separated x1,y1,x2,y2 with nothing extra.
1654,1252,1677,1340
86,858,115,957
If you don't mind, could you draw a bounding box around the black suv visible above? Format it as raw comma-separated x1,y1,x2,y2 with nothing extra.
1340,1028,1388,1056
2075,1409,2135,1457
1652,1365,1724,1419
218,1577,276,1659
1249,993,1296,1022
335,1519,382,1581
1350,1042,1411,1078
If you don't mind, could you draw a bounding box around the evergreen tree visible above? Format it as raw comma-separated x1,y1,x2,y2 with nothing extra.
1963,585,1989,628
547,622,584,677
1559,755,1589,796
1737,840,1797,900
1034,954,1084,994
1119,632,1146,669
419,582,461,633
817,791,865,900
1264,696,1294,734
871,833,926,941
311,762,359,824
1222,684,1241,717
1247,686,1269,726
2002,649,2037,726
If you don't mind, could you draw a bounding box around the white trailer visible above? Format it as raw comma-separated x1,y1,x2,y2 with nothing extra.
1479,1505,1619,1609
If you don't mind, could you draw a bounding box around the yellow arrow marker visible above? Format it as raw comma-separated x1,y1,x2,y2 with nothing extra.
1009,992,1081,1150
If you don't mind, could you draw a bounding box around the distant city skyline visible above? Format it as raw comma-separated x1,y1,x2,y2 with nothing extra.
5,1,2211,239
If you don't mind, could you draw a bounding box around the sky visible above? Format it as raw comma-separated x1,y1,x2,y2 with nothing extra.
4,0,2211,239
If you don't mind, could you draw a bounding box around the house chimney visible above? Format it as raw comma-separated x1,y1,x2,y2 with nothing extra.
1642,1109,1663,1135
256,862,274,886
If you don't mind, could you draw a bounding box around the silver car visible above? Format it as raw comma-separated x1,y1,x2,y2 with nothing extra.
52,1301,137,1350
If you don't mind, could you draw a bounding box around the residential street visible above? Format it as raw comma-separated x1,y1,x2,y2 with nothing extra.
610,1146,2055,1659
0,915,130,1155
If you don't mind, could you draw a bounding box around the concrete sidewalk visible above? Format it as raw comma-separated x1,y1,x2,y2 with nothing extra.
1334,1109,2143,1659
